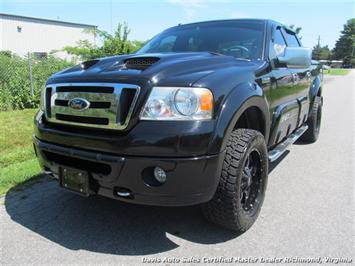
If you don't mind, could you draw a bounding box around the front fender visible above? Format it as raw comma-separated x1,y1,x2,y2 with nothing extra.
208,82,270,154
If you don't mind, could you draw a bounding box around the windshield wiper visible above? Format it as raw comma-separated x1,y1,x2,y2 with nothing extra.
208,51,224,56
234,57,251,61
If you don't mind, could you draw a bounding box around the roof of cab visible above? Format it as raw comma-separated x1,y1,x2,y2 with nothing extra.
175,18,269,27
166,18,285,32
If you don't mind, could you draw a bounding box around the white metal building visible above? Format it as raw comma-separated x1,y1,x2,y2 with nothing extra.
0,13,97,60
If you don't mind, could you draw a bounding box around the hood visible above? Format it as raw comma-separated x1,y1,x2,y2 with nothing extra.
47,52,264,87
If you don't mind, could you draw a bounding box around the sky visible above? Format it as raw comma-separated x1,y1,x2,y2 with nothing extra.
1,0,354,49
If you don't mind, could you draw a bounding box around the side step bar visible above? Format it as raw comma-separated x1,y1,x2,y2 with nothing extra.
268,125,308,162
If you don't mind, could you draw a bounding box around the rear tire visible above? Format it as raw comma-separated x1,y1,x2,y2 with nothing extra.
202,129,268,232
300,96,322,143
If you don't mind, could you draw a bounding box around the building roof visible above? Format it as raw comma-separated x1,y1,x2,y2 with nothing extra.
0,13,97,28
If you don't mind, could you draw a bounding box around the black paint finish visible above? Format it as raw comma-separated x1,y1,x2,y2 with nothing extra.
34,19,321,206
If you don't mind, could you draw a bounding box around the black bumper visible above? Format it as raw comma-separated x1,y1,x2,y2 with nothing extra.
33,137,224,206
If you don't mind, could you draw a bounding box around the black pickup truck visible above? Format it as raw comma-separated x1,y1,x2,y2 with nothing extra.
34,19,322,232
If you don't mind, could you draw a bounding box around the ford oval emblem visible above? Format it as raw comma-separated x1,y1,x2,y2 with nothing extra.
68,98,90,111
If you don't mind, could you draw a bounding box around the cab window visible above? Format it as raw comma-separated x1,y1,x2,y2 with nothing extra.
284,31,300,47
273,29,286,56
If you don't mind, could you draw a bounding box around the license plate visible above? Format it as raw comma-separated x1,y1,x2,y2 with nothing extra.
60,167,89,196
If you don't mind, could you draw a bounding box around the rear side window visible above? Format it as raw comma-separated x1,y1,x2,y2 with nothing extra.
273,29,286,56
284,31,300,47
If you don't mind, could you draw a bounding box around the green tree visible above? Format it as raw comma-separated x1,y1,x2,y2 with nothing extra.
64,23,145,61
312,44,332,60
289,24,302,35
332,18,355,65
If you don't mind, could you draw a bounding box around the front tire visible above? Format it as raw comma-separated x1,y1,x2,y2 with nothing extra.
202,129,268,232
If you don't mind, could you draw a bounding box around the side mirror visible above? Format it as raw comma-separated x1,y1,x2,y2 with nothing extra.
277,47,312,68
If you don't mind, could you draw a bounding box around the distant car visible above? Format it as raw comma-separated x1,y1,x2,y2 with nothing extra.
322,65,331,70
34,19,323,233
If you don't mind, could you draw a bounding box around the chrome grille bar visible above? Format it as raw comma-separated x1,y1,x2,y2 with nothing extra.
44,83,140,130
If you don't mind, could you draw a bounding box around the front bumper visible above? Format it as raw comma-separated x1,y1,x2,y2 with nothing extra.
33,137,224,206
34,110,217,157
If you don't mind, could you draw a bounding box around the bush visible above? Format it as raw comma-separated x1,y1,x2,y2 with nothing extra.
0,52,74,111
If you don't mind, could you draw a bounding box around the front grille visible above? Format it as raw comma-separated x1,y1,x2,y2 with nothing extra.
54,99,111,109
55,114,109,125
56,86,114,93
44,83,140,130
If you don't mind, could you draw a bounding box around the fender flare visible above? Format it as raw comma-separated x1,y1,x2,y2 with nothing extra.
208,82,270,154
309,75,322,111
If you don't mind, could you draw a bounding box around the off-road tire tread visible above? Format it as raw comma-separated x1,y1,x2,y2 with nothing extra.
202,129,267,232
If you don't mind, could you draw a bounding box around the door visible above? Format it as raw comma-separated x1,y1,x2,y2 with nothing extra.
282,29,312,127
268,27,300,146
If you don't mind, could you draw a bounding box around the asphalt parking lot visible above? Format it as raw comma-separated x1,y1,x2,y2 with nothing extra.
1,71,354,265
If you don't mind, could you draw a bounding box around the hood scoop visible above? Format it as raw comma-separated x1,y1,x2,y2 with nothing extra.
80,59,99,70
124,57,160,70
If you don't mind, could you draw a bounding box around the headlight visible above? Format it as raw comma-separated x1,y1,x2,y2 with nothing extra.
174,89,199,116
140,87,213,120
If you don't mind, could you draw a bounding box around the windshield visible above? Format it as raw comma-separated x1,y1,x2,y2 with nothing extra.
137,21,265,60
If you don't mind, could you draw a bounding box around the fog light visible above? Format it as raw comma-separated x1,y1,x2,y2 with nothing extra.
154,167,167,183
